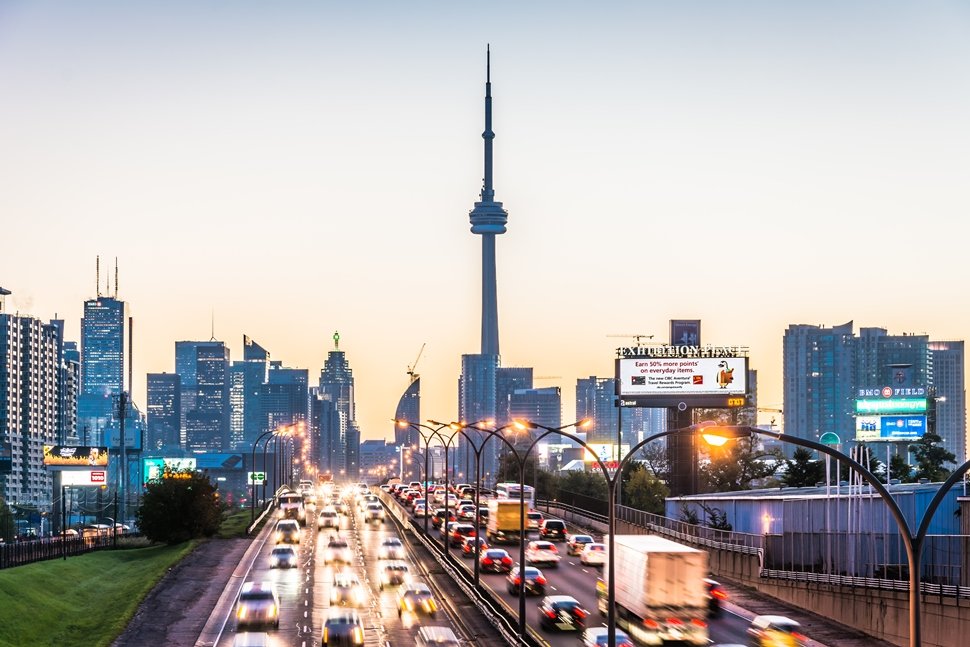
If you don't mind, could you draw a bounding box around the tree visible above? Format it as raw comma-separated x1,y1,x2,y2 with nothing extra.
699,438,783,492
0,498,14,542
885,454,914,483
911,432,956,483
136,469,223,544
637,441,669,482
783,448,825,488
623,467,669,515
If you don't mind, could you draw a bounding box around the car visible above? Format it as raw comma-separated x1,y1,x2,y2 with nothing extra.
479,548,514,573
364,502,385,523
378,537,406,560
566,534,594,556
580,542,606,567
379,484,392,492
431,508,456,529
269,545,298,569
330,571,366,607
456,505,477,521
379,561,410,590
537,595,589,632
526,511,543,530
449,522,477,546
318,507,340,529
235,581,280,629
705,578,727,618
747,615,808,647
460,536,488,558
539,519,567,541
397,581,438,617
415,626,461,647
324,538,354,565
410,497,426,511
525,540,561,568
274,519,301,544
413,504,428,518
506,565,547,595
322,609,365,646
580,626,634,647
232,632,271,647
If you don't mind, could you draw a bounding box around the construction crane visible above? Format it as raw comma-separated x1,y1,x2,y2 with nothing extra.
607,334,655,346
407,343,426,383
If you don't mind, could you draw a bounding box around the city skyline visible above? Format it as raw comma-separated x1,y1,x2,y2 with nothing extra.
3,3,970,441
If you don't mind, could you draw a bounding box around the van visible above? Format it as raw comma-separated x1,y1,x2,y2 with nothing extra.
415,625,460,647
539,518,567,541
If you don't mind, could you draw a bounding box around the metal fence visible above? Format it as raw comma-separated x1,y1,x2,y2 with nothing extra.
0,532,123,569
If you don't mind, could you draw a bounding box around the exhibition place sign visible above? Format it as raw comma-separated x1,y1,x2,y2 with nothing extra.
618,344,748,359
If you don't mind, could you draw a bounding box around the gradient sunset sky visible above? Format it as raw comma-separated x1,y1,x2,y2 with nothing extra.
2,1,969,441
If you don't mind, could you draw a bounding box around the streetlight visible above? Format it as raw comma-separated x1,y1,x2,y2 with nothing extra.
251,429,278,524
394,420,451,538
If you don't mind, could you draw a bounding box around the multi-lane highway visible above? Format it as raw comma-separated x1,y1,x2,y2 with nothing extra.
211,487,469,647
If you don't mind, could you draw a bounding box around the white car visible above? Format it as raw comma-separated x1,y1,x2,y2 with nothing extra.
525,540,561,568
330,571,366,607
580,542,607,567
365,502,385,523
318,507,340,529
324,538,354,565
378,537,406,560
413,504,428,518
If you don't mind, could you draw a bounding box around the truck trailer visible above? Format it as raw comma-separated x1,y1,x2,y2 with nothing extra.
600,534,709,645
486,498,527,544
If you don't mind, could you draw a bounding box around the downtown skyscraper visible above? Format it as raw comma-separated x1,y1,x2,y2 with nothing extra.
176,340,230,452
316,332,360,480
78,290,127,446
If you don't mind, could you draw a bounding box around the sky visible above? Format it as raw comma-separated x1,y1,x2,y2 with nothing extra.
2,1,969,442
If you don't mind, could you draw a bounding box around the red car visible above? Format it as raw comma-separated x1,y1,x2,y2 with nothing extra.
461,536,488,558
479,548,514,573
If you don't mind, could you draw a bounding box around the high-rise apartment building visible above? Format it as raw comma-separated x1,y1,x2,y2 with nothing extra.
509,387,562,435
393,377,420,447
0,291,69,505
147,373,181,451
784,322,966,462
318,334,360,480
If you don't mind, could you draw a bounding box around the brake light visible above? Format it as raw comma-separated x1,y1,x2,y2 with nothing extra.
711,588,728,601
574,608,587,619
536,576,546,584
549,545,558,552
667,618,684,626
792,632,808,642
643,619,660,629
514,577,521,584
544,609,557,619
691,618,707,628
502,557,513,564
482,557,493,565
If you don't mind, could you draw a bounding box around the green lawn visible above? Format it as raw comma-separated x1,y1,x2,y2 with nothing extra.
0,541,196,647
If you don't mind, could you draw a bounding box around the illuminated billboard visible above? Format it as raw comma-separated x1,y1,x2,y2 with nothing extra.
583,443,631,462
43,445,109,468
855,398,928,414
617,357,748,398
855,415,927,442
60,469,109,486
143,457,198,483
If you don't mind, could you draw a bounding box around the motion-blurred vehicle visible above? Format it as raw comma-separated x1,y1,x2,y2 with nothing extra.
449,523,477,546
232,632,271,647
537,595,588,632
525,540,561,568
235,581,280,630
580,626,634,647
318,507,340,529
567,534,594,556
322,609,365,646
364,502,385,524
431,508,456,529
277,491,306,526
269,545,298,569
460,536,488,558
705,578,727,618
415,626,461,647
379,561,410,590
538,519,567,541
579,542,606,567
396,581,438,617
413,503,428,518
526,510,544,530
274,519,301,544
506,565,546,596
378,537,406,560
479,548,514,573
324,538,353,565
330,572,366,607
747,615,808,647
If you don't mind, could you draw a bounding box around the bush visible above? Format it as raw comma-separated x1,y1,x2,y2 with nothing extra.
136,470,223,544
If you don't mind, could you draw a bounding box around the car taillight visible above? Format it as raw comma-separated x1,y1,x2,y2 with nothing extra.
667,618,683,626
514,577,521,584
549,545,558,552
690,618,707,628
502,557,512,564
482,557,493,565
536,576,546,584
792,632,808,642
544,609,556,619
711,588,728,601
643,619,660,629
574,608,587,619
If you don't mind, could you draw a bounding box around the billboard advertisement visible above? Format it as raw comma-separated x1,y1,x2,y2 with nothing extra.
855,415,927,442
583,443,631,462
617,357,747,397
143,457,198,483
855,398,928,414
60,469,109,486
43,445,109,468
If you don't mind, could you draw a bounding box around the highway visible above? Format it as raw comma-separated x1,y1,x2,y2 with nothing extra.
213,489,469,647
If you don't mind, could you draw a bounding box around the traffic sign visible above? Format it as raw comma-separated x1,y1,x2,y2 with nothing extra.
248,471,266,485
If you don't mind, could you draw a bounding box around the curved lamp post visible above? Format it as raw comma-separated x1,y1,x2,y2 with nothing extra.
251,429,277,524
394,420,451,538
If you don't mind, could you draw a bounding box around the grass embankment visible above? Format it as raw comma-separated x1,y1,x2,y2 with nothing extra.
218,507,270,538
0,540,196,647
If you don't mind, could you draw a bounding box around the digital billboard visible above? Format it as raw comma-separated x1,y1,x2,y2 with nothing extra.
583,443,631,462
855,415,927,442
60,469,109,486
43,445,109,468
855,398,928,414
143,457,198,483
617,357,747,397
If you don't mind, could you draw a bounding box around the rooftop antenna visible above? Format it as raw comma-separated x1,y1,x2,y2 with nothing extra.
96,256,101,298
210,310,216,342
114,257,119,298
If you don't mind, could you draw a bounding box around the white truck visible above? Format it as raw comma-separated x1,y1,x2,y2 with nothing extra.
600,535,709,646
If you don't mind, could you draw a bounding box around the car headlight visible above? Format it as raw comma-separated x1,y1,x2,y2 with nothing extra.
268,605,277,617
352,626,364,644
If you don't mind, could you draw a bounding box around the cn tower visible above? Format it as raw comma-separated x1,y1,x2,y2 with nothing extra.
468,46,508,357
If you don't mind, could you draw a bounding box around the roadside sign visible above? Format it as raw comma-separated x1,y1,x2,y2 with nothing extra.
248,471,266,485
